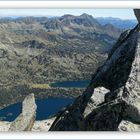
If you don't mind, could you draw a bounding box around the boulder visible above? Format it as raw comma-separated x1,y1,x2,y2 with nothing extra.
118,120,140,132
9,93,37,131
83,87,110,118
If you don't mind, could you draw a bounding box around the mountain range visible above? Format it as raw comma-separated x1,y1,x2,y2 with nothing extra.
0,15,136,30
0,13,123,108
96,17,137,30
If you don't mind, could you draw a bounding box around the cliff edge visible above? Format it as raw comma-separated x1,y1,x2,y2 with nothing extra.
49,9,140,131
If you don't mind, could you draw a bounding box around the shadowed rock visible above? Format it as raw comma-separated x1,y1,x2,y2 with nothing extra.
49,9,140,131
134,9,140,23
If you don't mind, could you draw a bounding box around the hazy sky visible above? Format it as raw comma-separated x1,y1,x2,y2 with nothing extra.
0,9,136,19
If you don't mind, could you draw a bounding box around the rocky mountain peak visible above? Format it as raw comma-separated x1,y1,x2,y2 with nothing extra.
60,14,75,19
79,13,93,19
49,9,140,131
44,13,97,29
134,9,140,23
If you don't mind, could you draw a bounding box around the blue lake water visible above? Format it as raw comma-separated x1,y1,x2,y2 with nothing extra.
0,98,74,122
0,80,90,122
51,80,90,88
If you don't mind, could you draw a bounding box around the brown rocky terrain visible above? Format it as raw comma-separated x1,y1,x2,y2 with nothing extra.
0,13,122,109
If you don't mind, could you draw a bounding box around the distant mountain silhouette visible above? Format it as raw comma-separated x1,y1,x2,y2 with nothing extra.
96,17,137,30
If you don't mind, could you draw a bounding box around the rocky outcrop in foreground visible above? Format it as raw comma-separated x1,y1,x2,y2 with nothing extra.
9,94,37,131
49,9,140,131
0,93,55,131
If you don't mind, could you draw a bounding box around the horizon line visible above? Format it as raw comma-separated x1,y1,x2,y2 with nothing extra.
0,15,137,20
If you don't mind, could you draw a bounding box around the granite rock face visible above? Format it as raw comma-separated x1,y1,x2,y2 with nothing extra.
134,9,140,23
49,9,140,131
118,120,140,131
9,93,37,131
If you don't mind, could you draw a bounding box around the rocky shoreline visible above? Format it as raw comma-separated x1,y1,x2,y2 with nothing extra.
0,86,84,110
0,94,56,131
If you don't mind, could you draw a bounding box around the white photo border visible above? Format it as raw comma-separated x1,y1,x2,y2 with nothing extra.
0,1,139,8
